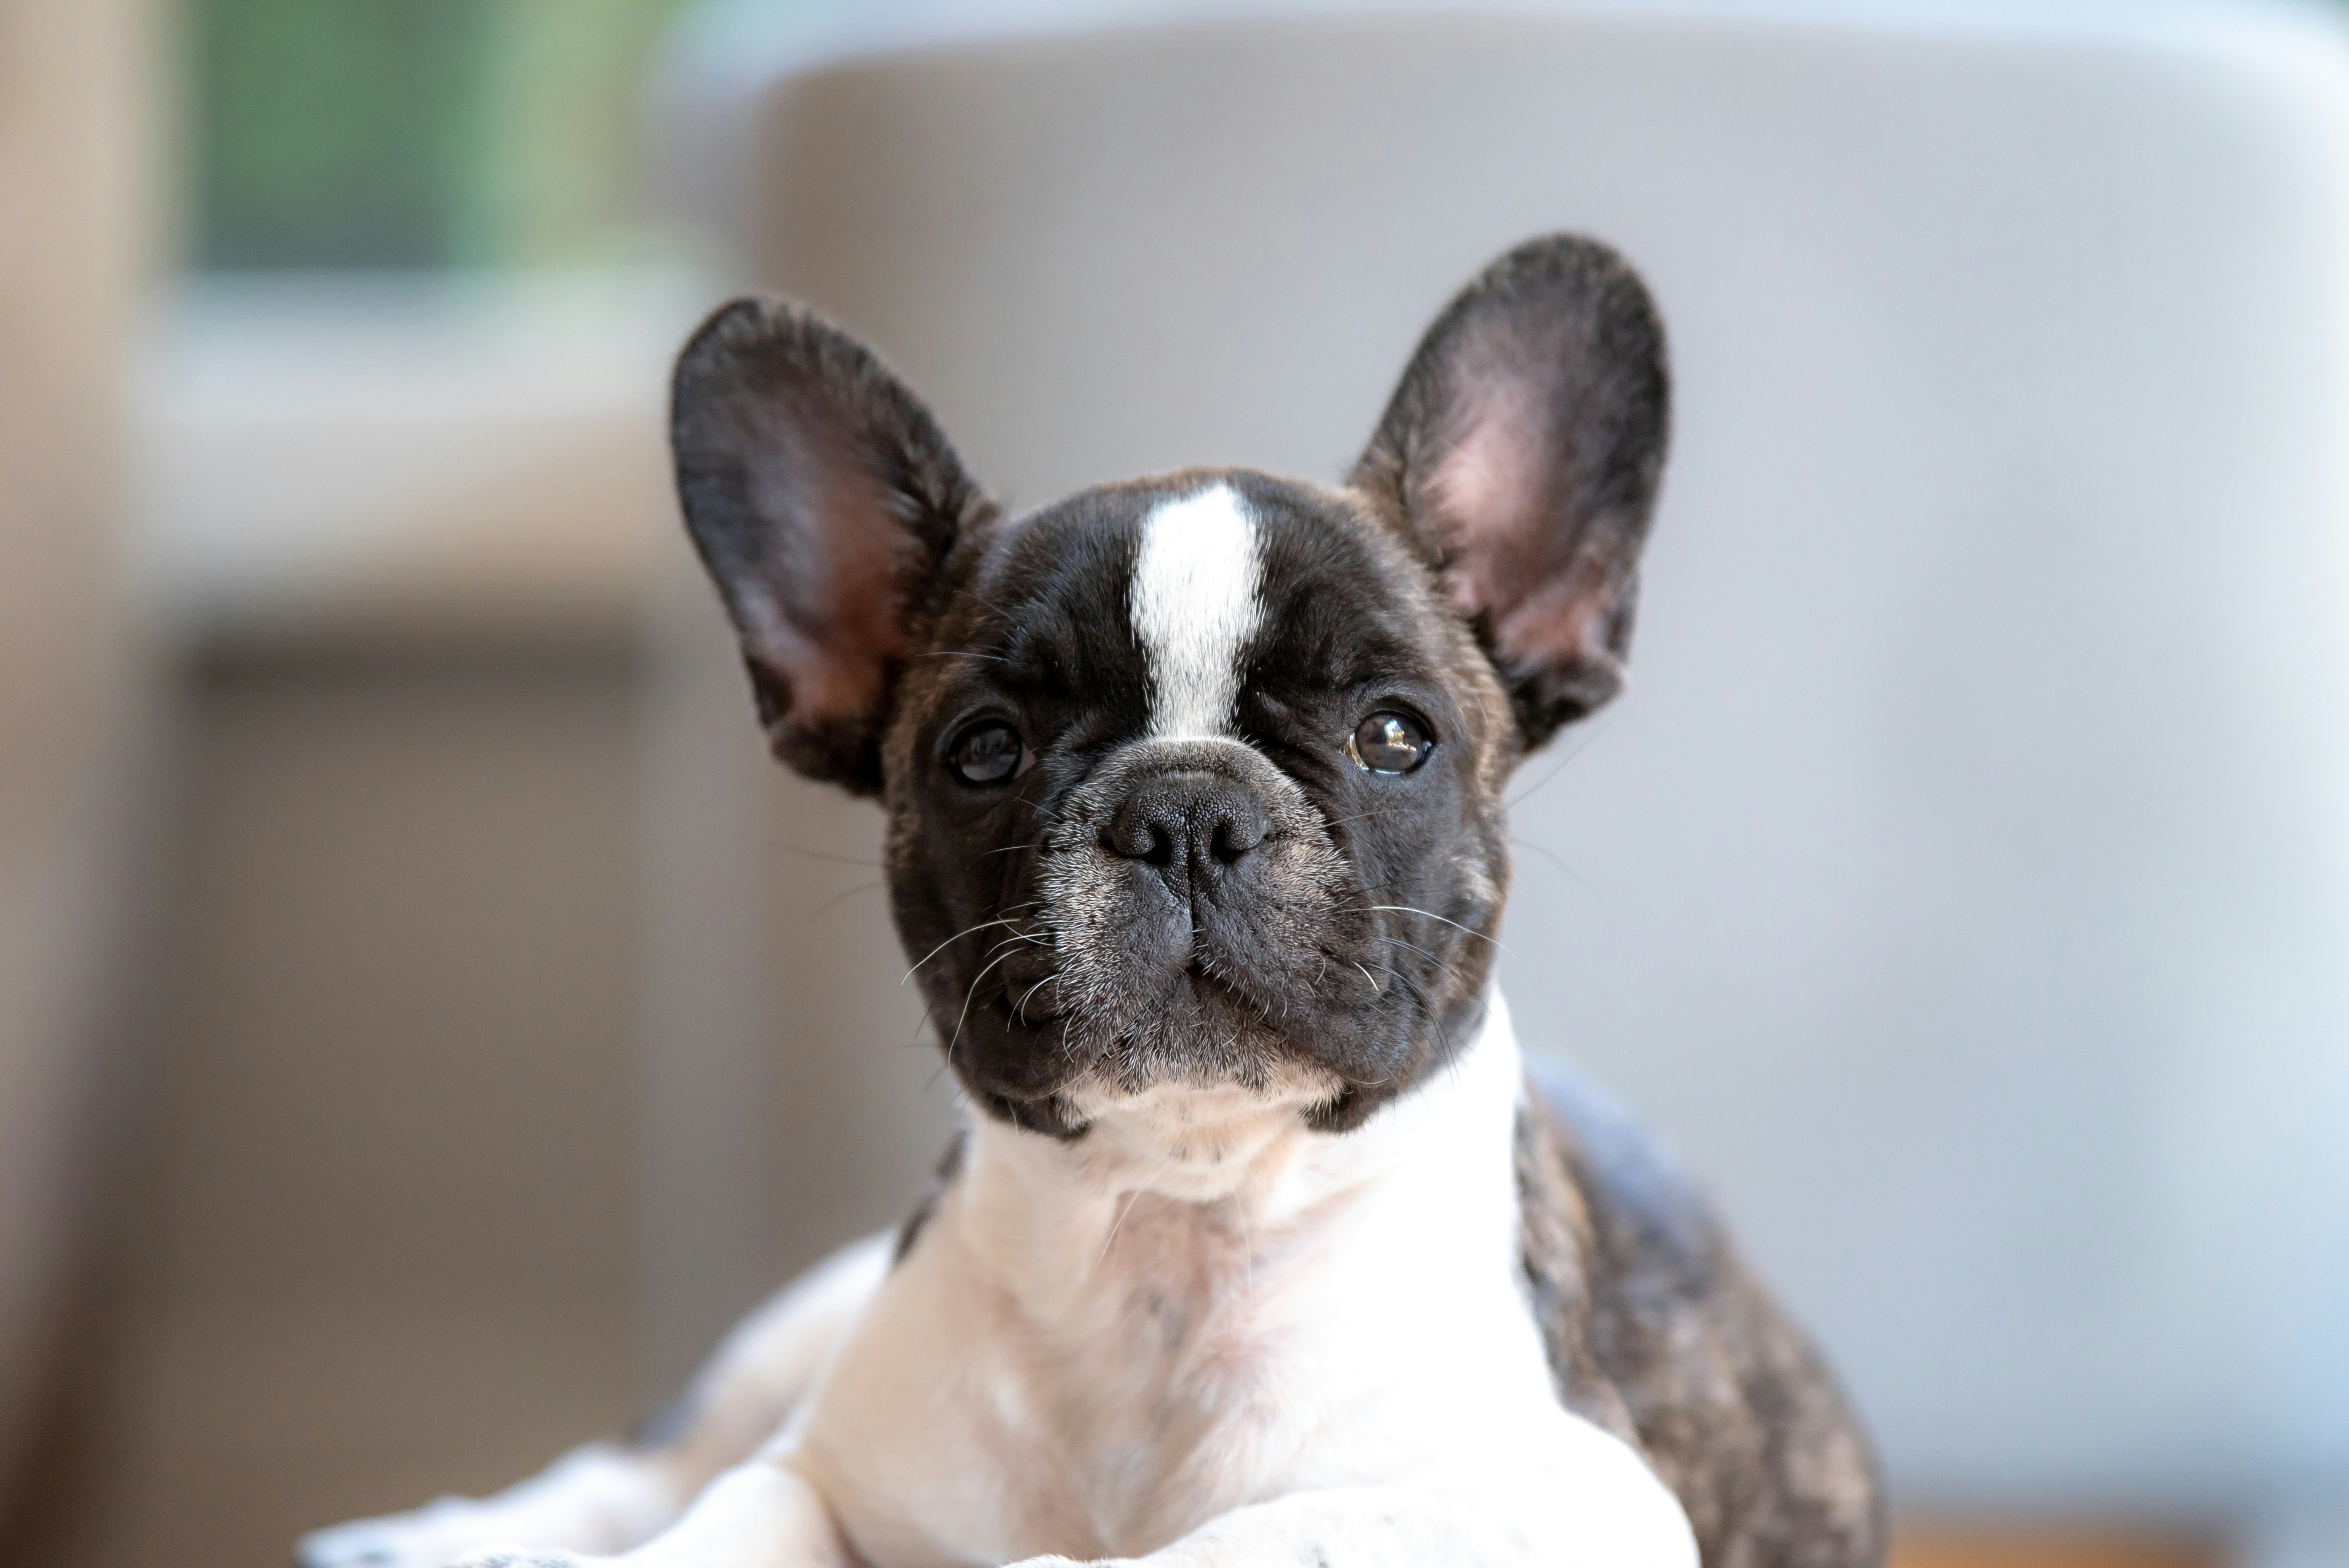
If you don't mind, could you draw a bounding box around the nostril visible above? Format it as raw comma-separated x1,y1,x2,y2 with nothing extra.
1209,813,1268,864
1103,814,1178,866
1105,772,1267,873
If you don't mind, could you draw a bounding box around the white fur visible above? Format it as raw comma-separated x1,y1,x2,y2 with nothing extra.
1130,485,1263,739
397,995,1696,1568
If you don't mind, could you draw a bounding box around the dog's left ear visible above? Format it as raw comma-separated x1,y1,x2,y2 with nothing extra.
1352,235,1670,754
672,298,991,795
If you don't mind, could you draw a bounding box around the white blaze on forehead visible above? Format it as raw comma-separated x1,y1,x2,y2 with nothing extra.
1130,483,1264,738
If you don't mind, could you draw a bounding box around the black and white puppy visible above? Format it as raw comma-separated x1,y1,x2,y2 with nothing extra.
300,236,1884,1568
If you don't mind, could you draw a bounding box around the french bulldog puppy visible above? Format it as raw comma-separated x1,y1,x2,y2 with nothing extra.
299,235,1884,1568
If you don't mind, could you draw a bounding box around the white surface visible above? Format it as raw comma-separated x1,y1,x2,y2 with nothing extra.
135,271,707,634
652,0,2349,1526
2241,1502,2349,1568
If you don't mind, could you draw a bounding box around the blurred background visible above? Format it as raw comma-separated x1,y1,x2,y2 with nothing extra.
3,2,2347,1566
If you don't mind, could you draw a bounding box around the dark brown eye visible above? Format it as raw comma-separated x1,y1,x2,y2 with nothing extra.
947,721,1027,785
1347,711,1434,774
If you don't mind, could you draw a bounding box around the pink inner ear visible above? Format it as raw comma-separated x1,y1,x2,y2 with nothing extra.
1428,376,1551,627
743,430,911,731
752,611,892,731
1426,373,1620,679
1495,564,1616,674
793,519,906,727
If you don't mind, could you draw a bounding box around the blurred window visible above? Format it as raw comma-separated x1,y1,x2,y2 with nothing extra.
189,0,700,271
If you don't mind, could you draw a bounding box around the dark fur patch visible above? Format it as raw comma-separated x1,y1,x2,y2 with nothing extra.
893,1129,968,1264
1517,1064,1887,1568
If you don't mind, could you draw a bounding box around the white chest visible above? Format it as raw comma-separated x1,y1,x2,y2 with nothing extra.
794,1002,1556,1568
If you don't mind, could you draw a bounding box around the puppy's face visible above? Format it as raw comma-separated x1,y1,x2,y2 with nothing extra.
880,472,1509,1133
674,236,1668,1135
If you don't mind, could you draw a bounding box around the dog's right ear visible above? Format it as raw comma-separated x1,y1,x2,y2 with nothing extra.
1352,235,1670,755
672,299,991,795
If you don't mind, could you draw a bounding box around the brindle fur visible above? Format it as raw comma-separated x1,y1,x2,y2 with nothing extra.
1516,1064,1887,1568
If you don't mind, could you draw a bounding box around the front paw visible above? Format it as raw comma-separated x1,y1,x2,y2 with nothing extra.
446,1550,595,1568
298,1501,492,1568
298,1509,601,1568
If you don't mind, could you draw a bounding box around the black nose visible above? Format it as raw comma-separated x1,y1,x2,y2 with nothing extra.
1103,770,1271,879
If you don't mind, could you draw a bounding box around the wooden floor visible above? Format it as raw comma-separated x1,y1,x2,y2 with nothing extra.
1892,1527,2218,1568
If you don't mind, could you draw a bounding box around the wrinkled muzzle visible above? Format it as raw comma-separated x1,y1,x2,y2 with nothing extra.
1033,739,1379,1090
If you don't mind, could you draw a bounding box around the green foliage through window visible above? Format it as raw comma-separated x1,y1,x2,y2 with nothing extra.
191,0,699,271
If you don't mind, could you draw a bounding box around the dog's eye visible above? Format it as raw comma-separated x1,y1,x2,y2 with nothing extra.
947,721,1028,785
1347,712,1434,774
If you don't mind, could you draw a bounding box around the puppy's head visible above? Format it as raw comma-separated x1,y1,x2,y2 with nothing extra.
673,235,1668,1136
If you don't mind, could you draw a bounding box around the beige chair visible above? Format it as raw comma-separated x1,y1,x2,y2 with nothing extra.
649,5,2349,1561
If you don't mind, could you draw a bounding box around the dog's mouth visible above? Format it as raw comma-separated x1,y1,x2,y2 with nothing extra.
946,921,1391,1105
931,886,1491,1142
979,953,1285,1031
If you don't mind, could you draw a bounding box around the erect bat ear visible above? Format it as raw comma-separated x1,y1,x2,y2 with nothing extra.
1352,235,1671,755
671,298,991,795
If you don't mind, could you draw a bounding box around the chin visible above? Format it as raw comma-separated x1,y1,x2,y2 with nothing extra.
1057,1056,1350,1197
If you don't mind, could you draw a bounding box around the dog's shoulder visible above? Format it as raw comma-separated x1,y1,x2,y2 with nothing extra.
1516,1060,1888,1568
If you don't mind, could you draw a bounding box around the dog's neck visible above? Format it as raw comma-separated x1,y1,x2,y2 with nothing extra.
947,993,1526,1321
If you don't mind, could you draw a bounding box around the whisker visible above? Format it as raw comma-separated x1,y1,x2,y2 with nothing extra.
982,930,1046,957
810,881,884,919
781,844,882,868
947,947,1021,1060
1510,836,1572,873
1514,837,1604,898
1014,974,1056,1023
1099,1182,1150,1268
954,585,1016,621
1365,961,1454,1062
1504,721,1609,810
1235,1194,1256,1302
902,917,1029,985
1371,934,1462,980
1364,905,1508,952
